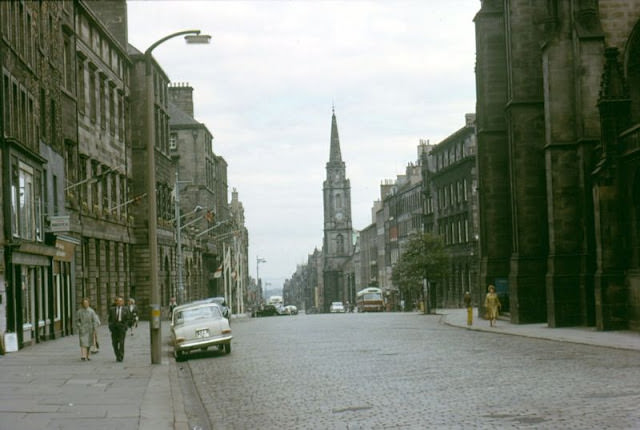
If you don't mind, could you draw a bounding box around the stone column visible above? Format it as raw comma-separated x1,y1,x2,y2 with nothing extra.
503,1,549,324
474,0,512,315
542,2,603,327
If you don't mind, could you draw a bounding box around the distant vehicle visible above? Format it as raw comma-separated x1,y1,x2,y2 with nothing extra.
306,307,319,314
283,305,298,315
356,287,384,312
171,302,232,361
329,302,345,313
267,295,283,306
254,304,278,317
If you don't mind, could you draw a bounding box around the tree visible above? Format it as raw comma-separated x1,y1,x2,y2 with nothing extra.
391,232,448,313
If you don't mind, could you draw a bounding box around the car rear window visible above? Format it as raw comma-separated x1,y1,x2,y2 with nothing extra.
176,305,221,323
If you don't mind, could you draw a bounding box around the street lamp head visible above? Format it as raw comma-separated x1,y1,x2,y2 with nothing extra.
185,34,212,44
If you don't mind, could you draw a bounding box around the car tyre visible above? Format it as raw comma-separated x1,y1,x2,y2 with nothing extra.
174,349,185,362
224,343,231,354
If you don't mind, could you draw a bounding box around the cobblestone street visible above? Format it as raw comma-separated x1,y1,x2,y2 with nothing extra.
185,312,640,429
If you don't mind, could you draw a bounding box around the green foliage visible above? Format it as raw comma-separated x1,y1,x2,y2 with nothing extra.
391,233,448,303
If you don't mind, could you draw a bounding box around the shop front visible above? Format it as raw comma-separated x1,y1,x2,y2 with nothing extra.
6,242,57,349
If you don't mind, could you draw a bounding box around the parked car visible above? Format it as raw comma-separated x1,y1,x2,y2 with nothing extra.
171,302,232,361
329,302,345,313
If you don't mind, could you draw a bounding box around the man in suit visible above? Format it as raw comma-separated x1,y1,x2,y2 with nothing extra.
108,296,132,362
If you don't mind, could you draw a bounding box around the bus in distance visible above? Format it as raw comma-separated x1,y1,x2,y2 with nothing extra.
356,287,384,312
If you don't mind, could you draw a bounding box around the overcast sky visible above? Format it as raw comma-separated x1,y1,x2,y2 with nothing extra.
126,0,478,292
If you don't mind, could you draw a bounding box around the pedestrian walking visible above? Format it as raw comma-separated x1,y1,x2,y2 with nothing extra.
91,326,100,354
169,296,177,318
108,296,132,362
464,291,473,326
128,298,139,336
484,285,501,327
76,298,100,361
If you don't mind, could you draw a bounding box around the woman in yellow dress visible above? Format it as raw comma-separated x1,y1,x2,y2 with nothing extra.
484,285,501,327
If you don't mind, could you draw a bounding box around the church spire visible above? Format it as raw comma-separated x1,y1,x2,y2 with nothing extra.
329,107,342,163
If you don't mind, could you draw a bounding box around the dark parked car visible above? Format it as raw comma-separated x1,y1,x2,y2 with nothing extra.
254,304,278,317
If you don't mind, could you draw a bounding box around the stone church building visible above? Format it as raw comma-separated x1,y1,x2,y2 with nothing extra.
322,109,354,312
475,0,640,331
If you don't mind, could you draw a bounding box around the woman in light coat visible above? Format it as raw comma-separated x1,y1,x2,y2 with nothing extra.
76,298,100,361
484,285,501,327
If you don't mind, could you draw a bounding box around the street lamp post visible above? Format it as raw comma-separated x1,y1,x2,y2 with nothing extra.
145,29,210,364
256,256,266,302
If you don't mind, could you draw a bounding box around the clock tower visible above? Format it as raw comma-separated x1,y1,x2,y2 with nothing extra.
322,107,353,311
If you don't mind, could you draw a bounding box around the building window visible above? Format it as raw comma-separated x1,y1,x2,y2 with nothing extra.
11,160,42,241
111,173,117,209
63,33,73,91
450,183,454,206
119,174,126,214
39,88,46,141
2,73,10,137
50,98,57,147
26,12,33,66
52,174,59,216
64,140,76,187
91,160,99,207
89,65,97,122
117,91,124,140
463,179,468,201
465,218,469,242
109,83,115,135
99,76,106,129
77,58,85,114
28,96,34,148
12,82,19,138
102,168,109,210
78,155,88,205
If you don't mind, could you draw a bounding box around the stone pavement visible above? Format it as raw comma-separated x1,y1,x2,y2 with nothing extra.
0,321,188,430
1,310,638,430
439,307,640,351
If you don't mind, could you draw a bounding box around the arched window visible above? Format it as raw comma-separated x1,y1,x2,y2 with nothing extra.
336,234,344,255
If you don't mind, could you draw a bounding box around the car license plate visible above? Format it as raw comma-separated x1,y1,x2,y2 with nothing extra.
196,329,210,338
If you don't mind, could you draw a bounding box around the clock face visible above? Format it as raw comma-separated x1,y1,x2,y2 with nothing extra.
335,212,343,221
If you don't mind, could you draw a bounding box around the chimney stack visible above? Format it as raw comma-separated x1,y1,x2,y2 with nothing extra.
169,83,195,117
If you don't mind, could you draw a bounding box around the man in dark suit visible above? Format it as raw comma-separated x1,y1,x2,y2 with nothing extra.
108,296,132,362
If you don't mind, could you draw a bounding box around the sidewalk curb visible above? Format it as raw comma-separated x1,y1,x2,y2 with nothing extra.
169,357,190,430
438,309,640,352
